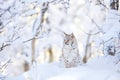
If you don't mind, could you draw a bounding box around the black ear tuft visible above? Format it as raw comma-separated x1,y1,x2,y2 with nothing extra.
70,33,74,37
64,32,71,37
71,33,73,35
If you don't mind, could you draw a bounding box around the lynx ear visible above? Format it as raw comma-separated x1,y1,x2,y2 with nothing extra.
70,33,74,37
71,33,73,35
63,32,69,36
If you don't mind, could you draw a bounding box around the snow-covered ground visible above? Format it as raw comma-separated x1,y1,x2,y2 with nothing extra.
5,56,120,80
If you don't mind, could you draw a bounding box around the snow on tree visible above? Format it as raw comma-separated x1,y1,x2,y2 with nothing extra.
0,0,72,76
110,0,119,10
0,0,120,78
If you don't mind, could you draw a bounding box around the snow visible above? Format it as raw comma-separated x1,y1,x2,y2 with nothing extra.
0,0,120,80
4,52,120,80
5,60,120,80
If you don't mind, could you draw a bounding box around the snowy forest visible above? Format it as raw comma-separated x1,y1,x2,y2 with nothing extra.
0,0,120,80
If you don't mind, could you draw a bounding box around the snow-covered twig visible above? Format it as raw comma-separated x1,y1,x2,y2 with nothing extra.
0,43,10,52
87,15,104,34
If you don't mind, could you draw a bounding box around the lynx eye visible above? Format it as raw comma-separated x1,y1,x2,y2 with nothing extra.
65,40,69,44
73,47,75,49
71,42,74,46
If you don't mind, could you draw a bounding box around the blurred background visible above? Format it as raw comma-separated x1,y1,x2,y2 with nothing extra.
0,0,120,77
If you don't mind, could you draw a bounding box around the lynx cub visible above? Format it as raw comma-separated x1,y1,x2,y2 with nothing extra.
59,33,81,68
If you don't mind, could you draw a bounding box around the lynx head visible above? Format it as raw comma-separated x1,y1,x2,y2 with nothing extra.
64,33,75,45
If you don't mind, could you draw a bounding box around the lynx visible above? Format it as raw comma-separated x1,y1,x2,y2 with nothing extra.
59,33,81,68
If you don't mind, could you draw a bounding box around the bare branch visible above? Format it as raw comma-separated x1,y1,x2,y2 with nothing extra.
98,0,109,9
0,43,10,52
0,59,11,73
87,15,104,33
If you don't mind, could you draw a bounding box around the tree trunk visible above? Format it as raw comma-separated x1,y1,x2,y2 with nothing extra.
48,47,54,63
83,31,92,63
31,38,36,64
24,61,29,72
44,46,54,63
